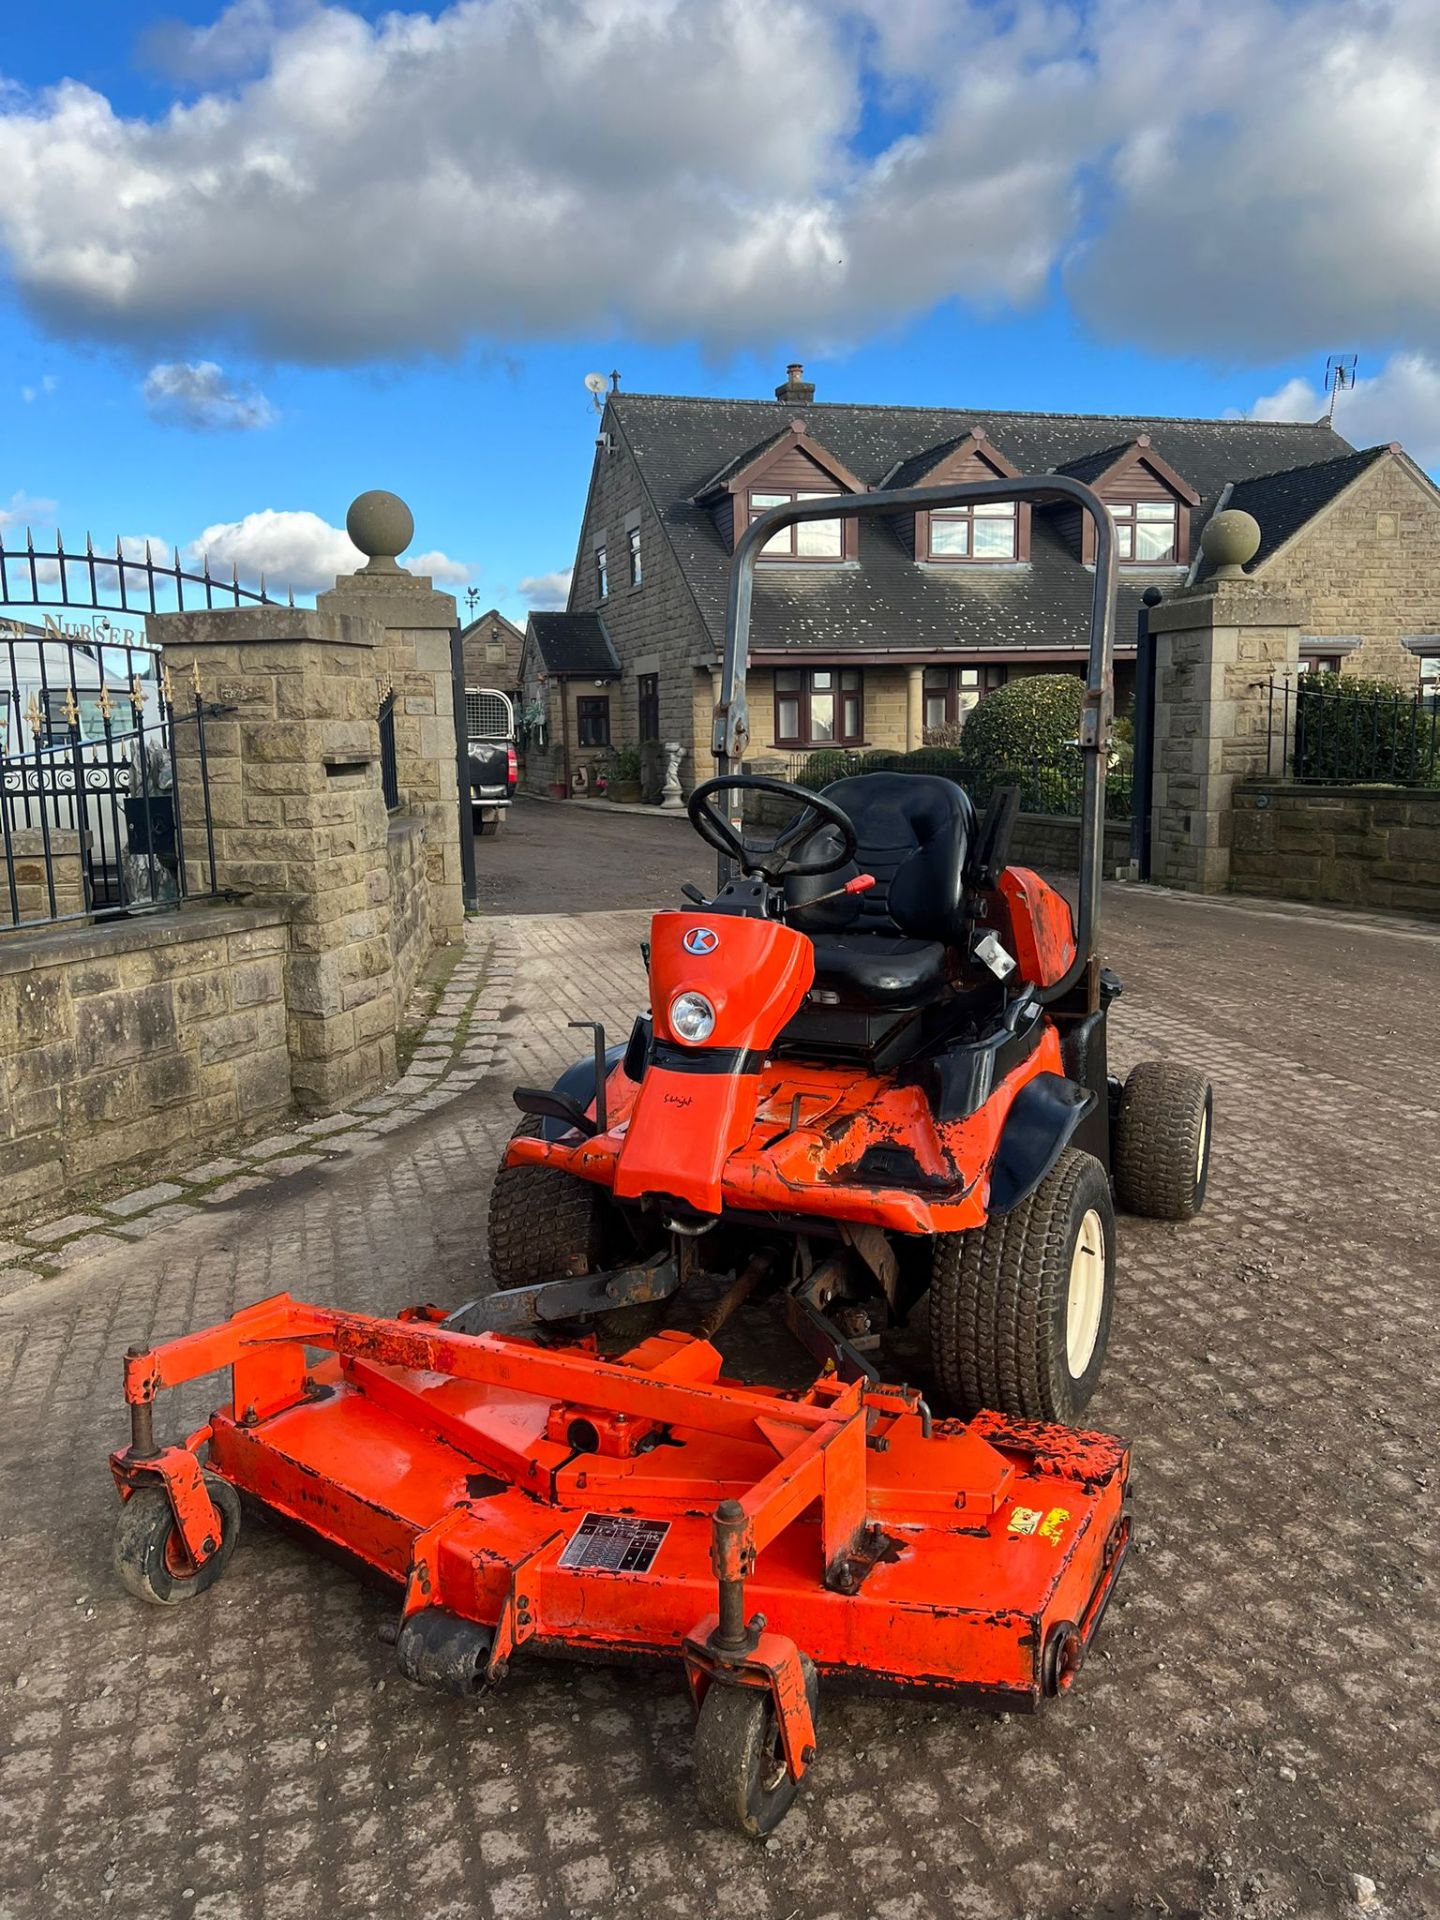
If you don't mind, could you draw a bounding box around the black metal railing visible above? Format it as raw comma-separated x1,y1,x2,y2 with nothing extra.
768,745,1134,819
0,529,285,618
2,634,219,932
1267,674,1440,786
378,689,400,810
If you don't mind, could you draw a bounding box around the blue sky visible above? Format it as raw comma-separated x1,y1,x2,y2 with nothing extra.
5,0,1439,624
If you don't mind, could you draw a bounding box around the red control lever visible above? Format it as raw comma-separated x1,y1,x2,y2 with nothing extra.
788,872,876,913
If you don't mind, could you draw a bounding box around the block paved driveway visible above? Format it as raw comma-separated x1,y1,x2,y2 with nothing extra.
2,800,1438,1920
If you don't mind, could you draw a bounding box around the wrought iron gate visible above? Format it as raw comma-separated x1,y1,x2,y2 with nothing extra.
1,527,280,931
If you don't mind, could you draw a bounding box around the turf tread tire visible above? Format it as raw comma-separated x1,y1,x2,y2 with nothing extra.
1113,1061,1212,1221
486,1155,612,1292
929,1148,1115,1425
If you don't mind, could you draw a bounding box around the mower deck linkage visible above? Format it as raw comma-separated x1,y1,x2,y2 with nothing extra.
114,1290,1129,1820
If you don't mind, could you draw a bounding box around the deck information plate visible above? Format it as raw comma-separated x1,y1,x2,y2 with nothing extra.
559,1513,670,1574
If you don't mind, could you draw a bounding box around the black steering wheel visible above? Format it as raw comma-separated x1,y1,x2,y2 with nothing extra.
687,776,858,883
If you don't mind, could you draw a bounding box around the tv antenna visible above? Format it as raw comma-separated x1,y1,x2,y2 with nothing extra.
1324,354,1358,422
583,371,607,414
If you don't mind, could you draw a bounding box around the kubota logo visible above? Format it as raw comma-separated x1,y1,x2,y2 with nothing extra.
682,927,719,955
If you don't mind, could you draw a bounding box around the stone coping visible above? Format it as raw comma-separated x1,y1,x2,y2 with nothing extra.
1235,781,1440,803
147,606,386,649
0,899,288,979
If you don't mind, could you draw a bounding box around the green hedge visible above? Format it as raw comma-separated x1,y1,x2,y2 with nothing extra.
1294,672,1440,787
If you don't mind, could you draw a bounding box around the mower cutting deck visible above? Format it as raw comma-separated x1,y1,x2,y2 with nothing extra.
113,1293,1129,1834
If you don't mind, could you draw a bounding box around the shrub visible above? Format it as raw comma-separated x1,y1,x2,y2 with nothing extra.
604,744,644,783
961,674,1084,780
794,747,866,789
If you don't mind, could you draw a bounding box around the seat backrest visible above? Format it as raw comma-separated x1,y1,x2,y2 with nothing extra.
786,773,974,945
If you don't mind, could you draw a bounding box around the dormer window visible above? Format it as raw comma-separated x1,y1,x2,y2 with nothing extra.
928,499,1018,562
692,423,863,558
1112,499,1178,564
750,490,844,560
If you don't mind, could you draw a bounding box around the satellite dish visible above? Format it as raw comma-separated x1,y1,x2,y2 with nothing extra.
583,372,607,395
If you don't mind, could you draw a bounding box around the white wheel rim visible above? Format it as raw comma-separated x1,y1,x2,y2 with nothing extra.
1066,1208,1106,1378
1195,1103,1210,1188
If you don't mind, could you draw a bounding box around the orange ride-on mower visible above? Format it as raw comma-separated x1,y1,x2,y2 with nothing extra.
109,477,1212,1836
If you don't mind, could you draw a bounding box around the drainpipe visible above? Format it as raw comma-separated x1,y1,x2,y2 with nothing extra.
559,674,572,797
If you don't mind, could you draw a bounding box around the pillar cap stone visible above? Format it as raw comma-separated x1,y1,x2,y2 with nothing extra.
1200,508,1262,578
346,490,414,575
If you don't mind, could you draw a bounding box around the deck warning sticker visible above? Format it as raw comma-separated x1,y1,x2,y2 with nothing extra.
559,1513,670,1575
1007,1506,1043,1536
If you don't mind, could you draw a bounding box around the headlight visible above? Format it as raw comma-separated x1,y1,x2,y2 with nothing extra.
669,991,716,1044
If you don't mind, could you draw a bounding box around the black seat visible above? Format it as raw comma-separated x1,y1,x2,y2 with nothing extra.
786,773,975,1010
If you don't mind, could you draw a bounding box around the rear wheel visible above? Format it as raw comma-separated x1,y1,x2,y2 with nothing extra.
928,1148,1115,1424
1113,1061,1212,1221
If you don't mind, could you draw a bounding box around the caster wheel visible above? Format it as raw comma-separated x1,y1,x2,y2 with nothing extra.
395,1607,492,1697
113,1474,241,1606
693,1657,818,1837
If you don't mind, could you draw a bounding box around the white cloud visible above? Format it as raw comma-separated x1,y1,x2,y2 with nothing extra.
517,569,571,612
20,374,58,404
143,359,277,431
0,491,59,534
0,0,1438,367
411,549,469,586
139,0,313,86
1241,352,1440,468
187,507,467,595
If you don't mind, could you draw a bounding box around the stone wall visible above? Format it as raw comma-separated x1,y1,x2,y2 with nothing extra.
4,831,85,929
0,904,290,1212
386,815,431,1018
1230,784,1440,917
1257,454,1440,690
1010,813,1132,874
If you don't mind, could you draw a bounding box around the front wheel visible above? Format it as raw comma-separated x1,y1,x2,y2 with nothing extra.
113,1474,241,1606
1113,1061,1212,1221
928,1148,1116,1425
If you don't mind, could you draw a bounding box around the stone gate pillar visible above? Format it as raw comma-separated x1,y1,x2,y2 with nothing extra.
317,493,464,944
150,604,399,1108
1147,511,1301,892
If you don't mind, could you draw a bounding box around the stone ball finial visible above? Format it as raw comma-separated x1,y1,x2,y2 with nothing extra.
1201,508,1261,579
346,490,414,574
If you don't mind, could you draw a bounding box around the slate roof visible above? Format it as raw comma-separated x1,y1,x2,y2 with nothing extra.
526,611,620,676
610,392,1358,659
1221,446,1389,569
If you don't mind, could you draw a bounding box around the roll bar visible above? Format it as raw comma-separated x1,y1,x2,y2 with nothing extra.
711,475,1117,1005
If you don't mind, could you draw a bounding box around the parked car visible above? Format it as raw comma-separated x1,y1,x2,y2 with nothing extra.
466,687,518,836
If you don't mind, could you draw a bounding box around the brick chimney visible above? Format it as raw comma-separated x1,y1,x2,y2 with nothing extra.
774,362,815,405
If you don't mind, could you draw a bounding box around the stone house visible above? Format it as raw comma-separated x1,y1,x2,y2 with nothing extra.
537,366,1440,798
516,610,621,797
460,608,524,696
